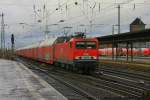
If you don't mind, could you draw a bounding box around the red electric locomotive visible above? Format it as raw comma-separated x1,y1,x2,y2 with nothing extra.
16,34,99,74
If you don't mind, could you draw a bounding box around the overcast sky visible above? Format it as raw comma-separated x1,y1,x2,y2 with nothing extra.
0,0,150,48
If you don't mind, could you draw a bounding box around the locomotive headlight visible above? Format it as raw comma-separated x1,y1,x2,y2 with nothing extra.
91,56,97,59
75,56,82,60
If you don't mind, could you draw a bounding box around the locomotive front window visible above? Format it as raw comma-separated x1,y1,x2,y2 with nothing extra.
76,41,96,49
76,42,85,49
86,42,96,49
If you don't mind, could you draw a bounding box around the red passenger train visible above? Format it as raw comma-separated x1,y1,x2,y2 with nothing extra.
99,48,150,56
16,35,99,74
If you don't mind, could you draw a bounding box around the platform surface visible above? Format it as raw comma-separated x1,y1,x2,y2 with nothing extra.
0,59,68,100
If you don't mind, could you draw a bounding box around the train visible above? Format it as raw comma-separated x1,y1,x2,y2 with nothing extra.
16,35,99,74
99,48,150,56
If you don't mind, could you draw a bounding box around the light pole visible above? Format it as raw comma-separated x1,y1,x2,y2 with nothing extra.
112,25,118,60
118,5,121,34
0,13,6,57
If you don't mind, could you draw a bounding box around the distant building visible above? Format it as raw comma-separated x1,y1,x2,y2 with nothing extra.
130,18,146,32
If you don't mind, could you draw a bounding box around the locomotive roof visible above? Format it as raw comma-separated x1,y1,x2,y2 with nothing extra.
54,36,71,44
53,36,97,43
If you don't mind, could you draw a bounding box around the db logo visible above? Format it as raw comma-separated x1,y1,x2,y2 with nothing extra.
83,53,89,56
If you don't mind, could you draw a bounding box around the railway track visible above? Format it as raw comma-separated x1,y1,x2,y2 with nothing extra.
47,69,150,98
17,58,148,99
55,70,144,97
99,66,150,84
98,66,150,97
17,58,97,100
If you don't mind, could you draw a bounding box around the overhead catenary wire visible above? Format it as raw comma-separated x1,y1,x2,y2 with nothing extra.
55,0,150,34
29,0,150,32
4,0,150,44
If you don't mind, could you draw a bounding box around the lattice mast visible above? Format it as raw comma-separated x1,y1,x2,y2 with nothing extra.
0,13,5,50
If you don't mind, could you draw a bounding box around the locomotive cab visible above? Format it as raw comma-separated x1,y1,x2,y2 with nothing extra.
72,38,99,74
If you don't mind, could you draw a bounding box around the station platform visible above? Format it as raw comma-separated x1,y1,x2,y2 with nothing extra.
0,59,68,100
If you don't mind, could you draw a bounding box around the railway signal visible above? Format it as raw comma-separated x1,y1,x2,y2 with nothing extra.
11,34,15,53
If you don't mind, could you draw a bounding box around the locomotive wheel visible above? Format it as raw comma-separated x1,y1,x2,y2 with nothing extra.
83,66,89,74
65,64,70,71
54,62,59,67
72,65,78,72
68,64,72,71
85,67,89,74
61,63,65,68
78,66,83,74
70,65,73,72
